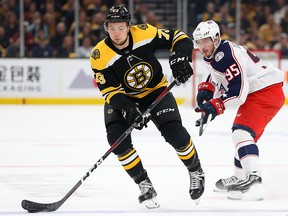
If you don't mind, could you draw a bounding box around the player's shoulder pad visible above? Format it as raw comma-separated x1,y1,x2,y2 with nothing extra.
90,39,119,71
213,40,237,68
130,23,158,46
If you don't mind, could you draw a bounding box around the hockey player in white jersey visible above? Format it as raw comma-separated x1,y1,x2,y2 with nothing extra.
192,20,285,201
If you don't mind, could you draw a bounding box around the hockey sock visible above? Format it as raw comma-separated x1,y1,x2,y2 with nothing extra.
117,147,147,184
176,139,200,171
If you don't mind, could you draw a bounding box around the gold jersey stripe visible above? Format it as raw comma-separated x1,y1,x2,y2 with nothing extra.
105,90,126,104
101,84,122,96
130,24,157,45
90,40,120,71
126,76,168,99
170,30,189,52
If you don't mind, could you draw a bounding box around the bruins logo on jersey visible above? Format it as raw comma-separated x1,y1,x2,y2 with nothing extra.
91,49,100,60
125,62,152,90
137,24,148,30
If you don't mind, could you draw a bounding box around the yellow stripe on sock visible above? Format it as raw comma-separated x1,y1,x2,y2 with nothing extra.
123,157,141,170
118,148,136,161
178,148,195,160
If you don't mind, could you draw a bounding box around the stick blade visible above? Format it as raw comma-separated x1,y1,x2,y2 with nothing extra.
199,113,212,136
199,112,205,136
21,199,61,213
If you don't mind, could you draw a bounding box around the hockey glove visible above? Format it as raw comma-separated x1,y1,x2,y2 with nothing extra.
197,82,215,105
122,104,151,130
169,53,193,84
195,98,225,125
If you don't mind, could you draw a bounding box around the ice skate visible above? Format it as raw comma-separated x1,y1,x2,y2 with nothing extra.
227,173,264,201
138,177,160,209
214,176,240,192
189,167,205,205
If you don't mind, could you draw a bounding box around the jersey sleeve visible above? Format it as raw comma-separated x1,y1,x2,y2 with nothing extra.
218,46,249,108
90,43,134,110
152,26,193,60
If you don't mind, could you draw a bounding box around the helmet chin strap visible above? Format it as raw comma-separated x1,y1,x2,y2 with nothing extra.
206,37,221,59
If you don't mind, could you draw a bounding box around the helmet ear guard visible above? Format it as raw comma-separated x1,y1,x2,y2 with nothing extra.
104,6,132,31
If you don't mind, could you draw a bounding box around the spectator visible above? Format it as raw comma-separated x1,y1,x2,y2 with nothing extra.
28,11,49,40
239,29,257,50
31,37,53,58
258,15,281,48
76,36,93,58
55,34,75,58
0,26,9,50
273,33,288,58
4,11,18,40
43,12,57,37
90,11,106,43
50,21,67,50
134,3,149,24
69,9,88,36
6,37,20,57
61,0,74,30
218,4,234,26
146,12,163,29
251,3,267,29
272,0,288,25
280,8,288,35
201,2,219,22
82,0,103,17
24,1,37,23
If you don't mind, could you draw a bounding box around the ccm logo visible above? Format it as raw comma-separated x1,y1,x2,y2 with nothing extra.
170,57,186,65
156,108,175,116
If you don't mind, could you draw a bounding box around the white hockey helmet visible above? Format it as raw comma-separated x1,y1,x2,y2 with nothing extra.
192,20,220,49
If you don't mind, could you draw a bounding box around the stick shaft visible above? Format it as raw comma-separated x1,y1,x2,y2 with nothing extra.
22,80,178,213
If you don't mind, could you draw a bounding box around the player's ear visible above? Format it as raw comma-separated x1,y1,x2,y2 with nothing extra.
215,34,221,44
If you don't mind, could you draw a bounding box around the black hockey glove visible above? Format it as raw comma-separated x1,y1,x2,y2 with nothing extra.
197,82,215,105
195,98,225,125
169,53,193,84
122,104,151,130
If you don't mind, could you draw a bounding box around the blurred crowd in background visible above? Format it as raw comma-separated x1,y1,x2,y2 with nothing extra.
0,0,288,58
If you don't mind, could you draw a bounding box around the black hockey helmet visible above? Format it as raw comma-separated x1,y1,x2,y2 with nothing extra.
104,6,131,29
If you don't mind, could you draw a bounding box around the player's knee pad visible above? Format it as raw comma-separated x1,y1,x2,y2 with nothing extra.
106,121,132,155
159,121,190,149
232,129,258,160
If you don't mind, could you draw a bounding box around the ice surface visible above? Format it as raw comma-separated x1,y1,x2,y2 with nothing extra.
0,105,287,216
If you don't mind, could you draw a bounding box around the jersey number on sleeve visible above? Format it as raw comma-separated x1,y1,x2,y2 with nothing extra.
95,72,106,84
225,63,240,81
157,29,170,40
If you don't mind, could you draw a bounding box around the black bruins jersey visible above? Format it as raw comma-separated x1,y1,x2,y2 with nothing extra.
90,24,193,110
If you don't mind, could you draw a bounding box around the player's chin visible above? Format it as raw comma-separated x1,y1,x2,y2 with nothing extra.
113,39,124,45
203,51,212,58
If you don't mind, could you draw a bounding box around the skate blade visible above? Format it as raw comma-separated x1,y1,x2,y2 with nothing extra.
194,198,201,205
213,187,228,193
142,197,160,209
228,184,264,201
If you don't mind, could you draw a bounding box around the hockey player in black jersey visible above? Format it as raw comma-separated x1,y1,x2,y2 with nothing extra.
90,6,204,208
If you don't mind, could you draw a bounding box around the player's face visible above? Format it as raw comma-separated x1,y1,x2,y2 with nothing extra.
107,22,129,48
195,37,215,58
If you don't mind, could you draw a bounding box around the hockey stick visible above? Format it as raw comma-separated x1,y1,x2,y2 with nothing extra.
199,113,212,136
21,79,178,213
